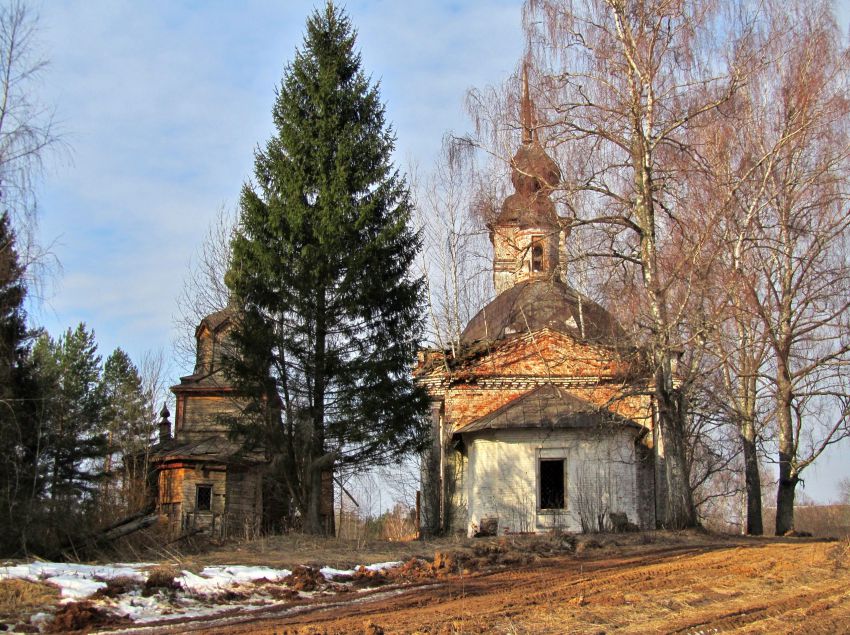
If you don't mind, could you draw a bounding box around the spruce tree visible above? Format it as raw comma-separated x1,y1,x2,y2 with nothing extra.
0,213,27,382
100,348,154,516
0,212,45,554
35,324,106,536
226,2,428,534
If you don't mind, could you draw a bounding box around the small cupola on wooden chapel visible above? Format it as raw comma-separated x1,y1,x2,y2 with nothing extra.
490,63,565,294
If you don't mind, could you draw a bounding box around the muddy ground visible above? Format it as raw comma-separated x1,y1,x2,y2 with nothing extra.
99,532,849,635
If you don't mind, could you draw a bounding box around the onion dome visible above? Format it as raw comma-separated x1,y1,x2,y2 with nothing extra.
493,63,561,230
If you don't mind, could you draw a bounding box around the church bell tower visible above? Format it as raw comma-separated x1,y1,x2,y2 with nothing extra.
490,63,565,294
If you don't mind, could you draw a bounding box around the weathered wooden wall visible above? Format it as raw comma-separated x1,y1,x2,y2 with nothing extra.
157,466,184,530
225,466,263,535
156,463,263,537
176,394,243,440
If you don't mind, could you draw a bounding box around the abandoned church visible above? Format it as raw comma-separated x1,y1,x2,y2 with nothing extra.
146,73,657,538
416,73,657,536
149,306,335,536
149,307,266,536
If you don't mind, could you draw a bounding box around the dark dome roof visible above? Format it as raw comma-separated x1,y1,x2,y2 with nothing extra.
461,280,624,345
196,306,236,336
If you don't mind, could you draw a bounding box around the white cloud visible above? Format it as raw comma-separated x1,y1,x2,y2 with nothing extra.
34,0,523,373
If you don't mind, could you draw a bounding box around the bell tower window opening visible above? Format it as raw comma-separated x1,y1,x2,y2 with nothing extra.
530,237,544,272
196,484,212,512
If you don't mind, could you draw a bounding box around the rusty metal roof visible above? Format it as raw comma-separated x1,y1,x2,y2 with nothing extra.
150,435,264,464
172,367,234,391
456,384,641,435
461,279,624,345
495,189,559,229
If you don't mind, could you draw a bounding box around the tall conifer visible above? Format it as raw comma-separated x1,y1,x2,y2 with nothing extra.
0,212,44,554
36,324,105,531
226,3,428,534
100,348,154,516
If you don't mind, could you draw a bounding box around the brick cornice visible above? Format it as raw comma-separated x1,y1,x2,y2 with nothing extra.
418,374,651,396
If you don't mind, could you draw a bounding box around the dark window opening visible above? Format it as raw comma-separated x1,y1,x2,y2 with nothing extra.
540,459,565,509
196,485,212,511
531,240,544,272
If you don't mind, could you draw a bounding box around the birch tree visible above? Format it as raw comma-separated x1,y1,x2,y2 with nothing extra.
415,138,494,355
515,0,756,527
0,1,61,290
173,205,236,368
732,1,850,535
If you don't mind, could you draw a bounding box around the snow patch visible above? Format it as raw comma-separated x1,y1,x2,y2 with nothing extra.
320,560,402,580
0,559,405,626
0,562,145,598
111,592,164,622
175,565,291,594
45,575,107,599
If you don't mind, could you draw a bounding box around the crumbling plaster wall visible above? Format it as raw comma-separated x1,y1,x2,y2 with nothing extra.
462,428,649,534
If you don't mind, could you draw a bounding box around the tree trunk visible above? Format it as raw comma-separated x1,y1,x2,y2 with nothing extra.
774,248,796,540
655,373,698,529
632,132,698,530
732,313,764,536
420,401,444,536
741,424,763,535
775,376,796,535
304,287,328,536
304,461,324,534
775,467,797,536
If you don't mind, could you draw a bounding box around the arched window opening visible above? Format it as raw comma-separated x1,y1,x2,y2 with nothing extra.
531,238,544,272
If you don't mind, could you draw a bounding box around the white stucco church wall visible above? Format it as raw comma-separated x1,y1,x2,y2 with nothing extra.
461,428,644,535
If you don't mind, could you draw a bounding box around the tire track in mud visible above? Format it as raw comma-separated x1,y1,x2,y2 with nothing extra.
514,545,762,613
535,544,844,634
101,540,850,635
531,542,850,635
665,579,850,634
201,544,753,633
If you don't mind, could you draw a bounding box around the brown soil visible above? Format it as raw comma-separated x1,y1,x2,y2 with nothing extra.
45,601,131,633
119,533,850,634
285,566,328,592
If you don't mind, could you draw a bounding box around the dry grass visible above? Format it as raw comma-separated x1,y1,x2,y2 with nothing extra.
478,540,850,634
106,527,732,574
45,600,129,633
763,504,850,538
143,565,180,595
830,535,850,567
182,532,469,571
185,530,585,574
0,578,60,620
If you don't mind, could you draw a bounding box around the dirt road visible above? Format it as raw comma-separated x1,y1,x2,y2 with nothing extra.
117,537,850,634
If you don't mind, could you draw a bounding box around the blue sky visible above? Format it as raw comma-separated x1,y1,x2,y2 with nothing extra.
33,0,523,365
29,1,850,503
